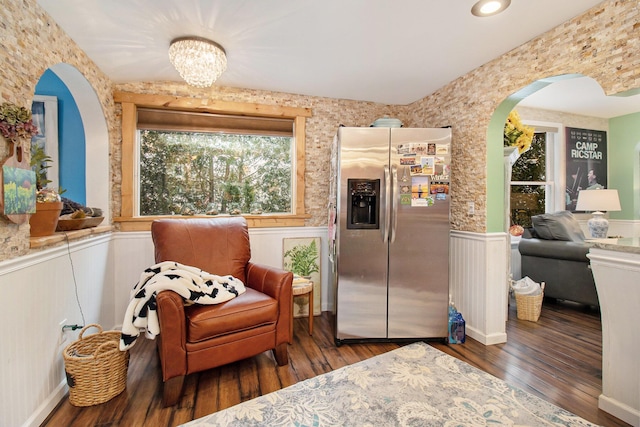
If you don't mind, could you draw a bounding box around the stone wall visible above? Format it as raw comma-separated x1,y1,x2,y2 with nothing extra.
404,0,639,232
0,0,118,259
1,0,639,260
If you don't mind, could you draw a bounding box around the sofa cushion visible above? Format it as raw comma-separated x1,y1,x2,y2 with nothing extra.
531,211,585,242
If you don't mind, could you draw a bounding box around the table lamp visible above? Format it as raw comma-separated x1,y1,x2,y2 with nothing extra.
575,189,621,238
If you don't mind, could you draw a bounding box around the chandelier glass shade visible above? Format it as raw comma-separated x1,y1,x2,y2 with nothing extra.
168,36,227,87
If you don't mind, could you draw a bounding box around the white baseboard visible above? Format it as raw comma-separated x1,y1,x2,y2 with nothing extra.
21,380,68,427
598,394,640,427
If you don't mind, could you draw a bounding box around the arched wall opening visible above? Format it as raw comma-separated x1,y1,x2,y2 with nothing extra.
486,74,584,234
43,63,110,217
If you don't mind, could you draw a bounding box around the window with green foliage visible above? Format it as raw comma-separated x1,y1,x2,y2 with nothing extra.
510,132,548,228
138,130,293,216
133,106,296,217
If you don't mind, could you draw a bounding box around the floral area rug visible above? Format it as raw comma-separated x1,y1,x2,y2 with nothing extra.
180,342,600,427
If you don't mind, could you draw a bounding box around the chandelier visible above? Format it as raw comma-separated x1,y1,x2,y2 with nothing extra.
168,36,227,87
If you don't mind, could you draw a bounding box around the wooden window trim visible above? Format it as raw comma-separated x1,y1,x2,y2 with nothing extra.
113,91,312,230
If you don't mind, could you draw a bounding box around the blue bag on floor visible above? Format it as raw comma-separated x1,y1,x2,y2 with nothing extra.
448,303,466,344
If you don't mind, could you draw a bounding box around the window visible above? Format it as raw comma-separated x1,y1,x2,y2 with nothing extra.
137,109,294,215
510,131,555,227
114,92,311,230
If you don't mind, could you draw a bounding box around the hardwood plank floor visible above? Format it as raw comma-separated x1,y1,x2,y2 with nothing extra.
42,298,631,426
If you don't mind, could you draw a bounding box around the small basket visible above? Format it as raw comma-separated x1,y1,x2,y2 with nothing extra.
513,282,545,322
63,324,130,406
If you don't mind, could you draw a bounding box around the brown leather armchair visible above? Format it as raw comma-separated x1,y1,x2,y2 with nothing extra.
151,217,293,406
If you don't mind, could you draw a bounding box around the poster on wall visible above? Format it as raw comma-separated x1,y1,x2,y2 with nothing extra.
565,127,607,212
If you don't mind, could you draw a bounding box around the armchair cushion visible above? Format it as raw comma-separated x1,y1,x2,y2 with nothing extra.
186,287,278,342
152,217,251,283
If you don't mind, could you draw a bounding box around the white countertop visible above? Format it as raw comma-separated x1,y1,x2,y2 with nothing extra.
586,237,640,255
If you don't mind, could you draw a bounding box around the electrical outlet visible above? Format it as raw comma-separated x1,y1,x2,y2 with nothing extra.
58,319,69,348
467,201,475,215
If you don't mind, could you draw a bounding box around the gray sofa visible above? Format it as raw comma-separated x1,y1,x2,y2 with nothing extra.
518,211,599,307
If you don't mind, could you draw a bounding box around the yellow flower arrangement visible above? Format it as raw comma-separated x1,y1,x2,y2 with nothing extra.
504,110,534,154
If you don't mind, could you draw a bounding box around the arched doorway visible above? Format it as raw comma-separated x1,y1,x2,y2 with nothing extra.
488,74,640,302
39,63,110,217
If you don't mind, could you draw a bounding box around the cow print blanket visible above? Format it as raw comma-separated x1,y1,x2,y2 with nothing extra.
119,261,245,350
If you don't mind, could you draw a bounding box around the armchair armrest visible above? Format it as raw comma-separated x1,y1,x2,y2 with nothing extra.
246,262,292,298
246,262,293,343
156,290,188,380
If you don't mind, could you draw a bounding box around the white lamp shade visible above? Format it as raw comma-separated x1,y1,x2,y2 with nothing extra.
575,189,621,238
575,189,621,212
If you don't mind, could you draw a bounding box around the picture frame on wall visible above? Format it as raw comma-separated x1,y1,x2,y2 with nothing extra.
31,95,59,191
283,237,321,317
564,127,607,212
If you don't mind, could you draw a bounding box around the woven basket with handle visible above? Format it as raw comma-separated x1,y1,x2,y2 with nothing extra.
63,324,130,406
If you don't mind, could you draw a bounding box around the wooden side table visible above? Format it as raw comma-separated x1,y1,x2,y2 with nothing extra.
292,281,313,336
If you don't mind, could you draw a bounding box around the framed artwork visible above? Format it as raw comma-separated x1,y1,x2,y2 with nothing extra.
283,237,321,317
2,165,36,215
31,95,59,190
564,127,607,212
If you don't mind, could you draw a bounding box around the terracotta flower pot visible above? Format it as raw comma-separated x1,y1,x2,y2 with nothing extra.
29,201,63,237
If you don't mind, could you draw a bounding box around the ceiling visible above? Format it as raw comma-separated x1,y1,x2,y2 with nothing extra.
517,76,640,119
36,0,639,117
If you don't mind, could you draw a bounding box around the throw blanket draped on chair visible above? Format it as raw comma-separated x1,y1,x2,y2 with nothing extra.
120,261,245,350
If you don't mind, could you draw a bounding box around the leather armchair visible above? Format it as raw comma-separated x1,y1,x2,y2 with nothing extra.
151,217,293,406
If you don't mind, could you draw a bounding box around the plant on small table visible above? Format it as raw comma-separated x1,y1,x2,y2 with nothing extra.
284,239,319,278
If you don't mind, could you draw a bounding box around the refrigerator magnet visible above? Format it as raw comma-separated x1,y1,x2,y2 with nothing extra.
412,196,434,207
410,165,423,175
400,155,416,165
436,144,449,155
420,156,435,175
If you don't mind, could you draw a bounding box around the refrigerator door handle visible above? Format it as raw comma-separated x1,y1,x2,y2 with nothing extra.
391,165,398,243
383,165,390,243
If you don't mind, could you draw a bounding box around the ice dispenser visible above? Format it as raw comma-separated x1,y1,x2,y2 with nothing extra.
347,179,380,229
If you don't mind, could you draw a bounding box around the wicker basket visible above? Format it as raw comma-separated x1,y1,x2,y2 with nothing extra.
63,324,130,406
513,282,545,322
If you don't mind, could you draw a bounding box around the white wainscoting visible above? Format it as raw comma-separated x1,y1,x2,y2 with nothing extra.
112,227,330,327
450,230,509,345
0,233,113,427
1,225,519,427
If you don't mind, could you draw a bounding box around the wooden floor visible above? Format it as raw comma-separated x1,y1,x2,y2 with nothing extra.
43,298,631,427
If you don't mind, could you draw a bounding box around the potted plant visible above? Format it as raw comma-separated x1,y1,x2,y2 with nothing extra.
29,142,63,236
0,102,38,144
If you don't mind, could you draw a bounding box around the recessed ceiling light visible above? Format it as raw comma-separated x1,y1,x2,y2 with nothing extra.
471,0,511,17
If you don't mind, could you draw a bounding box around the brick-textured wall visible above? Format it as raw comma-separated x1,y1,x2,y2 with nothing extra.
1,0,637,260
0,0,118,259
404,0,638,232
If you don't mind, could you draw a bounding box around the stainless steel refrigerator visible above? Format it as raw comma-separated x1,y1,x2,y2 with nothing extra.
329,126,451,344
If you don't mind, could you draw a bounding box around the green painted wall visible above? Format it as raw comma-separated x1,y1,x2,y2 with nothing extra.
608,112,640,220
486,103,515,232
486,76,574,232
